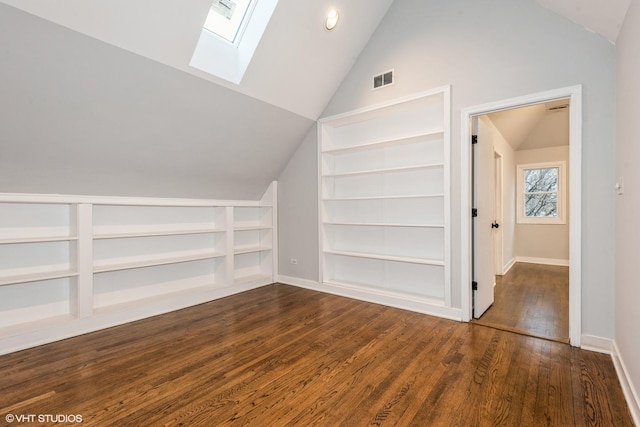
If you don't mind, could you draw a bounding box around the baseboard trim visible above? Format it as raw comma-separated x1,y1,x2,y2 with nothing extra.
612,341,640,426
515,256,570,267
502,258,517,275
580,335,640,425
580,334,615,354
278,275,463,321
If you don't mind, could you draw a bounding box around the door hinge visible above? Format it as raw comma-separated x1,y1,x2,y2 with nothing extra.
472,135,478,145
472,208,478,218
472,281,478,291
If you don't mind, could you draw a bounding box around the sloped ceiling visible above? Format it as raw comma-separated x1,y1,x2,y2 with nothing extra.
536,0,631,43
0,0,395,120
487,101,570,151
0,1,394,199
0,0,628,200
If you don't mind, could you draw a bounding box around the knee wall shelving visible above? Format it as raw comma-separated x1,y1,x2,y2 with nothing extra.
318,87,456,318
0,182,277,354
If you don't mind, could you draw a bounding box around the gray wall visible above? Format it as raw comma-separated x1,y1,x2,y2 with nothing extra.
0,3,313,200
279,0,616,338
277,125,319,281
616,0,640,411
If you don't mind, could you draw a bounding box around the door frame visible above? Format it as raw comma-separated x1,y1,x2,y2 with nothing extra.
460,85,582,346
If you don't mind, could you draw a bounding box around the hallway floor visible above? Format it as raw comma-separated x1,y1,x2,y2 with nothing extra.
473,262,569,343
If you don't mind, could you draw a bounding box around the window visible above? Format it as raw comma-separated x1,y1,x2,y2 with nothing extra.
517,161,566,224
190,0,278,84
204,0,256,44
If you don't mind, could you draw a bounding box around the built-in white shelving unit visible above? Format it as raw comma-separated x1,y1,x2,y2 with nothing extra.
319,87,453,317
0,182,277,354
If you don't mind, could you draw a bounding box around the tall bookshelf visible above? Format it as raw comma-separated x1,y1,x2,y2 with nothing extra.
319,87,451,311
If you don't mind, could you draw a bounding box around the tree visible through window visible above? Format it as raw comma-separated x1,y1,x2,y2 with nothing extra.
524,167,558,218
517,161,566,224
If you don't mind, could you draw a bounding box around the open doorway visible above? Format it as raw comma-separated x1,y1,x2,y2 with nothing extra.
461,85,582,346
472,101,571,343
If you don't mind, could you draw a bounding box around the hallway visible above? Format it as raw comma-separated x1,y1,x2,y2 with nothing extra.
473,263,569,342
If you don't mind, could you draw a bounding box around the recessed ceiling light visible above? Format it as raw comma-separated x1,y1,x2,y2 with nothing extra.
325,9,339,31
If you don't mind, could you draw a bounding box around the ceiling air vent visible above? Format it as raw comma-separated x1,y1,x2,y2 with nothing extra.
373,70,394,90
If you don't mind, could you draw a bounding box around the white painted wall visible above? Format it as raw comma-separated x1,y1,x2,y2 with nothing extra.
280,0,616,338
515,146,570,263
0,4,313,200
615,0,640,417
481,117,517,273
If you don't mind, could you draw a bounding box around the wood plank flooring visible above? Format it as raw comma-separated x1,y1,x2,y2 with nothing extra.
0,284,632,426
473,263,569,343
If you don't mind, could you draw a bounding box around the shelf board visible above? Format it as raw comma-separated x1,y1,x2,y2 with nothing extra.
0,236,78,244
324,249,444,266
323,163,444,178
323,194,444,201
233,226,272,231
93,229,225,240
0,314,76,338
234,246,272,255
234,273,273,285
0,270,79,287
321,129,444,154
94,252,225,273
324,222,444,228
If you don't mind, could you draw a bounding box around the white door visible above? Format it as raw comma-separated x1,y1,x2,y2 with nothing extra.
473,116,496,318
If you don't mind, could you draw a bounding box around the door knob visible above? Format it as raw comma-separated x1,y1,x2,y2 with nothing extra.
491,222,499,229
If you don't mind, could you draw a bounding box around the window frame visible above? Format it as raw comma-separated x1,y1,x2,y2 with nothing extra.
516,160,567,225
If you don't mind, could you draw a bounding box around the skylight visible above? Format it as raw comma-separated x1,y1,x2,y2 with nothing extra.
204,0,256,44
190,0,278,84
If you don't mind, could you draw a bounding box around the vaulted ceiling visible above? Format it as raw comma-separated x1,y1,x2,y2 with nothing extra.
0,0,630,199
0,0,395,120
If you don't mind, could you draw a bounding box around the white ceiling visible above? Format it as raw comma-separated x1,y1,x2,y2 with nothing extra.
0,0,394,120
536,0,631,43
487,101,570,151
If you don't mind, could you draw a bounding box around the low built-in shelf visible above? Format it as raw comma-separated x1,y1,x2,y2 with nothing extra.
93,229,225,240
321,129,444,155
0,270,79,287
324,249,444,266
94,252,225,273
323,163,444,178
324,222,444,228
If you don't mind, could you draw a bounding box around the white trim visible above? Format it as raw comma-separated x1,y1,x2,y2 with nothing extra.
515,257,570,267
461,85,582,347
613,341,640,426
0,192,259,207
278,275,463,321
579,336,640,425
502,258,517,275
580,335,615,354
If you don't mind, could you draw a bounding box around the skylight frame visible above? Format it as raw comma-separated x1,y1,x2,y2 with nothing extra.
203,0,258,46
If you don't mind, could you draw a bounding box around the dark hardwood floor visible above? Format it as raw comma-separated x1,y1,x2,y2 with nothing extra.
473,263,569,343
0,284,632,426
